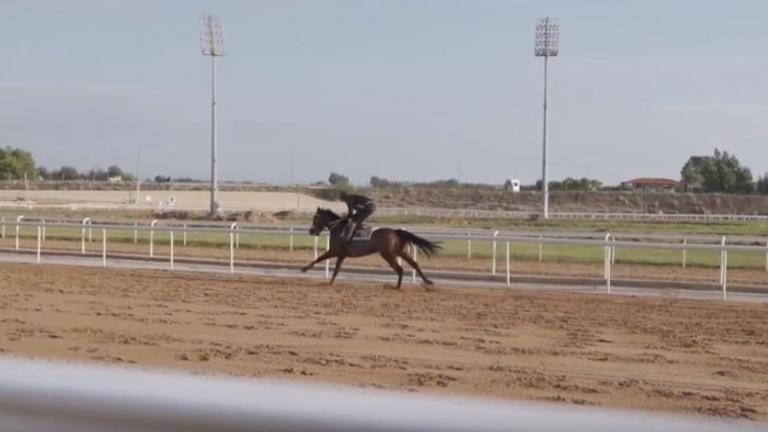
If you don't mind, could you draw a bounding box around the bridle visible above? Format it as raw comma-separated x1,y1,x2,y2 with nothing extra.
311,211,345,234
326,218,343,231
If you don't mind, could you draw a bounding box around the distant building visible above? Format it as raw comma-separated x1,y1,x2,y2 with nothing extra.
621,178,680,192
504,179,521,193
107,176,123,184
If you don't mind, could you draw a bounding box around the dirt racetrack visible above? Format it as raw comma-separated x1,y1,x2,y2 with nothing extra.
1,262,767,421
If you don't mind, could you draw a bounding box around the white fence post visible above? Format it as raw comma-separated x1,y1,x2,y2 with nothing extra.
604,233,612,294
133,222,138,244
36,225,41,264
235,226,240,249
719,236,724,287
101,228,107,268
183,224,188,247
682,238,687,268
491,231,499,275
229,223,237,274
289,227,294,252
611,233,616,265
149,219,158,258
88,220,93,243
764,241,767,272
325,235,330,279
313,236,319,260
81,218,88,254
1,216,5,239
15,215,24,250
169,230,174,271
538,235,543,262
41,219,46,242
506,241,511,287
720,236,727,301
466,233,472,259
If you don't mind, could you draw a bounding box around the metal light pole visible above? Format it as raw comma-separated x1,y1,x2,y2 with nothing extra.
200,15,224,216
534,17,559,219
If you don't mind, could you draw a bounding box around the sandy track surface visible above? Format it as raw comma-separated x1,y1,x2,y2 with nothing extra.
1,263,767,421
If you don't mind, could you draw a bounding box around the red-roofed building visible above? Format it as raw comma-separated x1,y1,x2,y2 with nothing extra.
621,178,681,192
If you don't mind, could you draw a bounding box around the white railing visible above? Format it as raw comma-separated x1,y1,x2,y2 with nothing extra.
0,356,761,432
2,217,767,300
5,213,768,243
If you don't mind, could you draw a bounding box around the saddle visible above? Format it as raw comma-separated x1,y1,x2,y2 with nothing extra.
351,224,376,241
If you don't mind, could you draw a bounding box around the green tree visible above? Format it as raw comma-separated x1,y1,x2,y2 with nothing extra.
680,149,753,193
757,174,768,195
0,147,36,180
36,166,50,180
89,168,109,181
54,166,80,181
540,177,602,191
680,156,709,190
370,176,391,187
328,172,350,187
107,165,124,178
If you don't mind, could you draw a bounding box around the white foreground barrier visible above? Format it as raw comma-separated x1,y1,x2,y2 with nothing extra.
0,357,761,432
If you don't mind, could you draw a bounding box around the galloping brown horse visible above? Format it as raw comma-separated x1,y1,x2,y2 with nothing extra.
301,208,440,288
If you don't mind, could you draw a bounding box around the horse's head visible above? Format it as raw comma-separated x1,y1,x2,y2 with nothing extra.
309,207,339,236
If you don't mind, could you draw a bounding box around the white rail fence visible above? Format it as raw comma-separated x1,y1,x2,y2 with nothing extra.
1,356,762,432
1,216,767,300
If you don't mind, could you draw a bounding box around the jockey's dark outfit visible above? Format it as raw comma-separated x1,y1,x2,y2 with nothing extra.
339,192,375,243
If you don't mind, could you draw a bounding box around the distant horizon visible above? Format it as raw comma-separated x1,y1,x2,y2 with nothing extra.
2,171,703,188
12,146,754,187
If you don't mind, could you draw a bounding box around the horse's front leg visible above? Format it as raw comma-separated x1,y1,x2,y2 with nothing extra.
330,255,347,285
301,250,337,273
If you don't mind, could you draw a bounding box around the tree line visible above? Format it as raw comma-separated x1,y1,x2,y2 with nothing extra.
681,149,764,194
4,145,767,194
366,149,767,194
0,147,134,182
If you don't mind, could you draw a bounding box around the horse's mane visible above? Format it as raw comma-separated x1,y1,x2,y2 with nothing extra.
317,207,342,220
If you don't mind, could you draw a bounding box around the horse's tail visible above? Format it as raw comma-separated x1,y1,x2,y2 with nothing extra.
395,230,442,258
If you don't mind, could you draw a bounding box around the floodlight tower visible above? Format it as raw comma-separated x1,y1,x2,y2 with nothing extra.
534,17,559,219
200,15,224,216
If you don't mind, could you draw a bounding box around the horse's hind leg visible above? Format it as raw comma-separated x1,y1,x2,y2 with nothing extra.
398,250,433,285
380,253,404,289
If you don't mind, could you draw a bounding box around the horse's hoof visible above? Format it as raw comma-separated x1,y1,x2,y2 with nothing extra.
300,267,309,273
424,279,434,285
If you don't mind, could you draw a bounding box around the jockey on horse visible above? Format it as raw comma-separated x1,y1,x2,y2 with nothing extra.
338,191,375,243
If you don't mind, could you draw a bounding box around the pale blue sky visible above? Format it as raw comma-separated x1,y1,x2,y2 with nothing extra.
2,0,767,185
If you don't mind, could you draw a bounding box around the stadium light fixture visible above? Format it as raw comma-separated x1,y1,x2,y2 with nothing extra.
534,17,559,219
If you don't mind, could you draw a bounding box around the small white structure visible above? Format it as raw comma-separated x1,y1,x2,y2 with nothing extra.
505,179,521,193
